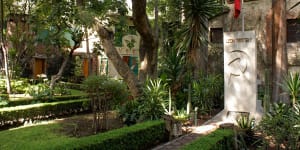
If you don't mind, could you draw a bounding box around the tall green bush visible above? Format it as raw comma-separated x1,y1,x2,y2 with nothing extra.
82,75,128,132
192,74,223,114
82,75,128,109
118,100,141,126
138,78,167,121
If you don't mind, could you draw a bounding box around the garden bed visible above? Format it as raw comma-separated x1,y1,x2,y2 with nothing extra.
0,119,167,150
0,99,91,129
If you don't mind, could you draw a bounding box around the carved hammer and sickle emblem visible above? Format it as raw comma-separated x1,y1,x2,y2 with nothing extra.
227,50,249,85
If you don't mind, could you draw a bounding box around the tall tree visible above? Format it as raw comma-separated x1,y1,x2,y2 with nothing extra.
0,0,11,94
94,0,160,98
95,25,141,98
132,0,159,81
178,0,222,78
31,0,84,91
271,0,288,103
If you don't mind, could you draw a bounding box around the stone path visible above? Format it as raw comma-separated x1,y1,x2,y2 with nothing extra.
152,124,219,150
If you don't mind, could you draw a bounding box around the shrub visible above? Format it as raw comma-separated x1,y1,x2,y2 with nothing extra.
138,78,167,121
118,100,141,126
0,120,167,150
67,120,167,150
4,94,88,108
82,75,129,132
82,75,128,108
0,78,30,94
258,103,300,149
181,129,234,150
192,74,224,115
26,82,51,99
0,99,90,127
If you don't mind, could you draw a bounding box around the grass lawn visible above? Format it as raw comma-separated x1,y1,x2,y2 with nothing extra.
0,120,166,150
68,89,86,95
0,123,78,150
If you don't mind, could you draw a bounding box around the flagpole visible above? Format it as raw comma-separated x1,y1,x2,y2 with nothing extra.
242,0,244,32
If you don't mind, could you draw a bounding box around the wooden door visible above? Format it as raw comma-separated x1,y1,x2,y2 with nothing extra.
34,58,45,78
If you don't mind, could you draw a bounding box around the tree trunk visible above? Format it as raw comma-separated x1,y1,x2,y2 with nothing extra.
188,17,208,79
50,47,77,91
132,0,158,82
189,47,204,78
95,25,141,98
0,0,11,94
1,43,11,94
271,0,288,103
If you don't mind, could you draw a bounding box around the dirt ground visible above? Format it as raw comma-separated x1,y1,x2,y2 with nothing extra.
55,109,222,138
56,111,123,137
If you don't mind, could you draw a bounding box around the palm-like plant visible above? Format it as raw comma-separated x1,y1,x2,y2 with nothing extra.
177,0,222,77
281,72,300,106
159,48,186,88
139,78,168,120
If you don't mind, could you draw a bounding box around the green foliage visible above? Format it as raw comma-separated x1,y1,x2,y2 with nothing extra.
192,74,224,114
3,94,88,108
53,82,72,96
177,0,222,53
118,100,141,126
82,75,106,93
258,102,300,149
236,116,255,131
138,78,168,121
236,116,257,149
0,79,6,93
0,120,166,150
0,96,8,108
82,75,128,108
0,99,90,127
181,129,234,150
72,120,166,150
159,48,185,86
173,108,189,122
280,72,300,106
7,78,30,94
26,81,51,99
0,78,30,94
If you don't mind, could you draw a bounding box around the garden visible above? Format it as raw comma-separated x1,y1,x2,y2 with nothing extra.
0,72,299,150
0,0,300,150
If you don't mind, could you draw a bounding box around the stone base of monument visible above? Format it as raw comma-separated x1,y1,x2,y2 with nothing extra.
203,100,264,126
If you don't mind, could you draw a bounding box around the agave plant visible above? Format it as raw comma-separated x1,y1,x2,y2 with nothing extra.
280,72,300,106
173,108,189,122
139,78,168,120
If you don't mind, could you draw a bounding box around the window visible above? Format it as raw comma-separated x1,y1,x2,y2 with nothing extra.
287,19,300,43
210,28,223,43
123,56,138,76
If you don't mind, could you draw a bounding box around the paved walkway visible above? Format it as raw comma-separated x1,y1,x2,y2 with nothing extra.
152,124,219,150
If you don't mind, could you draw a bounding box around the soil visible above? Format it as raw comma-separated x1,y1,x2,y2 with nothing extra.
55,109,222,138
56,111,123,137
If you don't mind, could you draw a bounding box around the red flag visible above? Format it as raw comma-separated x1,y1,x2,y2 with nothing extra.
234,0,241,18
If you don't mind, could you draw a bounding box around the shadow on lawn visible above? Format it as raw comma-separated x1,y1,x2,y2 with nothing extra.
56,111,123,137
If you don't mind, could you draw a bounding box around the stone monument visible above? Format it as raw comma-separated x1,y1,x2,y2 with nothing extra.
206,31,263,124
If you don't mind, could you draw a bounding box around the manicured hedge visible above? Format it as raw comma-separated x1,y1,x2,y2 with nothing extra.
61,82,84,90
0,99,91,126
61,120,167,150
181,129,234,150
0,120,166,150
1,94,88,108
